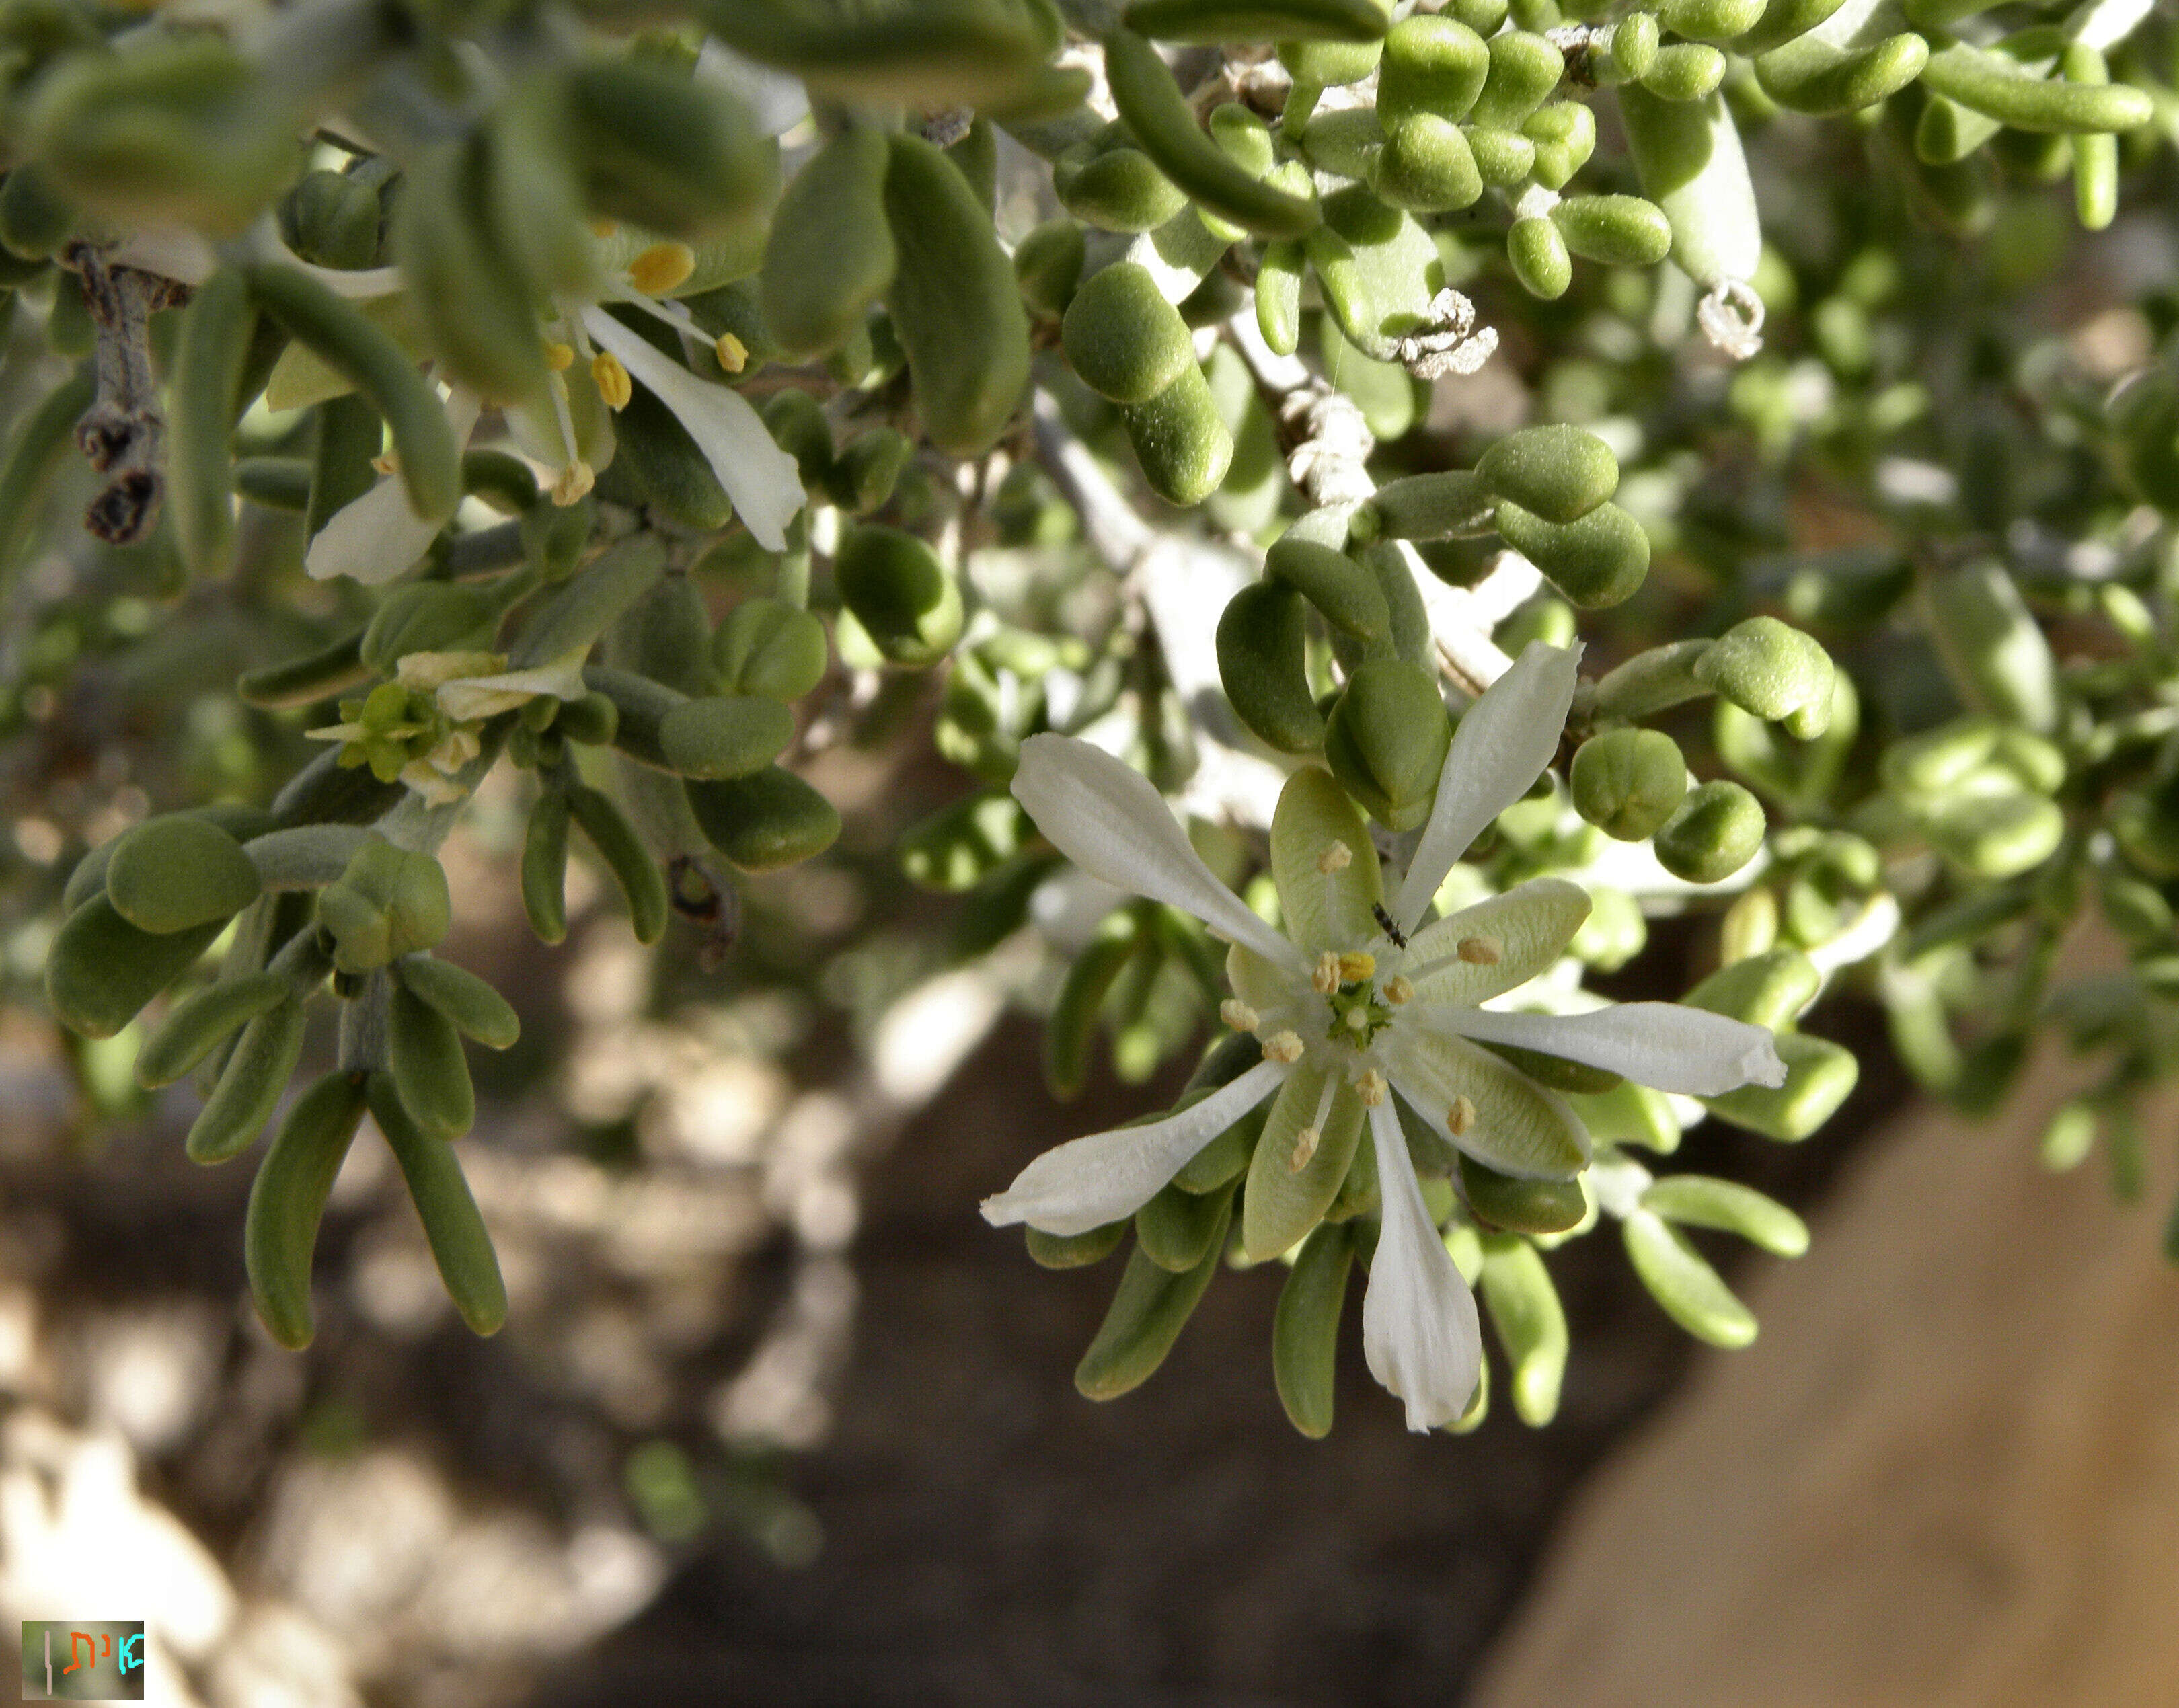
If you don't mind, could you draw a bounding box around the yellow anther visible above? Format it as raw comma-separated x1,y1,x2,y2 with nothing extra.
1447,1095,1476,1136
592,351,633,412
1383,975,1414,1005
1313,951,1342,995
714,331,749,374
1356,1069,1387,1108
1289,1126,1320,1173
589,217,619,239
551,461,596,507
1457,935,1503,966
1317,841,1352,875
370,451,400,477
1263,1030,1305,1064
1219,998,1260,1034
543,340,576,372
628,241,696,297
1338,950,1376,982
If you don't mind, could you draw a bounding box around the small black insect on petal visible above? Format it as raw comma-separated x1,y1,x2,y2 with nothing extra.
1371,902,1406,949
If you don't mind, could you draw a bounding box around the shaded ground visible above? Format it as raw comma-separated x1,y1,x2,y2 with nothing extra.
533,993,1908,1708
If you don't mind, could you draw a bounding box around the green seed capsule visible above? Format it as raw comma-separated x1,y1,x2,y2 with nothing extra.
388,984,475,1142
1027,1222,1129,1268
1468,31,1564,130
1012,218,1087,316
105,816,261,936
1324,658,1452,830
1217,582,1326,753
1654,780,1766,883
1124,0,1389,42
1122,360,1234,508
1374,114,1484,212
1057,145,1189,231
1922,560,2058,734
1479,1234,1568,1425
521,787,572,945
1700,1029,1856,1140
282,167,381,272
1459,1152,1587,1233
46,898,224,1041
566,783,668,944
1919,40,2153,134
245,264,461,527
395,955,520,1051
656,695,796,780
1272,1223,1352,1438
1551,194,1673,266
685,766,843,873
1640,42,1728,102
245,1070,369,1348
1623,1208,1755,1346
835,525,964,667
136,971,291,1090
761,128,898,358
1106,28,1322,237
1266,535,1390,641
1640,1173,1808,1256
882,133,1032,458
1507,215,1572,299
1570,728,1688,841
1378,16,1492,123
1474,424,1618,525
167,270,254,580
366,1071,506,1335
317,842,453,976
1691,615,1834,721
1062,262,1196,405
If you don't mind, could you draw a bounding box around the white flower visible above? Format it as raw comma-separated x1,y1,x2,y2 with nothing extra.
983,642,1788,1432
579,305,802,552
307,388,483,585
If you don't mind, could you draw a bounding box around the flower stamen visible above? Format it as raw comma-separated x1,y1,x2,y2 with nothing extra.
592,351,633,412
1338,950,1376,983
1383,975,1413,1005
1220,998,1260,1034
1313,951,1343,995
1317,841,1352,875
1356,1069,1388,1108
1263,1030,1305,1064
1458,935,1503,966
1447,1095,1476,1136
628,241,696,297
1289,1126,1319,1172
714,331,749,374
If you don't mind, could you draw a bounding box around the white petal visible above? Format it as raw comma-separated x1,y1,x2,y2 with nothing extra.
1361,1099,1482,1432
107,227,217,286
305,390,481,583
1395,641,1582,934
434,652,591,722
1011,734,1308,976
980,1059,1288,1235
581,307,802,551
1420,1003,1788,1096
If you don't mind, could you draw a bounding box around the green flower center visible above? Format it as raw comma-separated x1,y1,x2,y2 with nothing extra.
1326,980,1393,1049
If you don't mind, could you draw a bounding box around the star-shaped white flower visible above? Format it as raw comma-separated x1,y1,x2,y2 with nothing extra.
983,642,1787,1432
